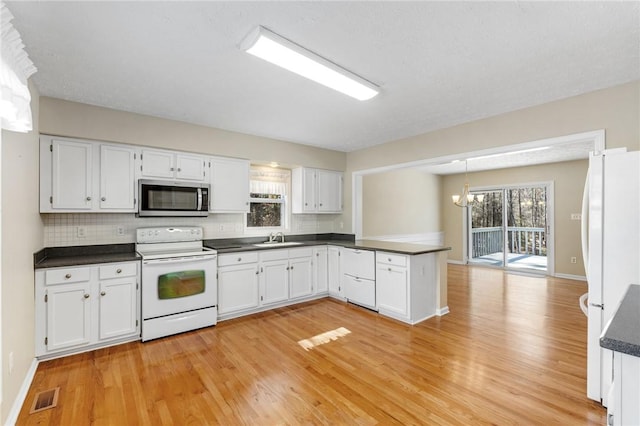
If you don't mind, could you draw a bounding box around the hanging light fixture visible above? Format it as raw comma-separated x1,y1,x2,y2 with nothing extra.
452,160,483,207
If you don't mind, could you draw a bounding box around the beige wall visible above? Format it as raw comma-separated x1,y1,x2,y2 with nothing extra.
1,82,43,424
362,169,441,237
442,160,588,276
346,81,640,235
39,97,346,172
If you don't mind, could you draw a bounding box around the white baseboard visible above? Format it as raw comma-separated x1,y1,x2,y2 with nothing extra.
447,259,465,265
437,306,450,316
363,232,444,246
554,273,587,282
5,358,39,426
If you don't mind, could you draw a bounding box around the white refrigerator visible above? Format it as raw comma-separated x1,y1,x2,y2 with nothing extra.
581,148,640,406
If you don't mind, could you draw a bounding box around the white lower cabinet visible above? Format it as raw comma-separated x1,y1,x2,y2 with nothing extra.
313,247,328,295
328,246,343,298
342,248,376,309
289,248,313,299
609,351,640,426
35,261,140,358
376,251,437,324
218,252,259,316
259,250,289,306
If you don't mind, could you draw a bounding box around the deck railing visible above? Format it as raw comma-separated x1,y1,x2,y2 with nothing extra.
471,226,546,257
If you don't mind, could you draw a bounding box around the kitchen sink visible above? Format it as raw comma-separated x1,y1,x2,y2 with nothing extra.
253,242,303,248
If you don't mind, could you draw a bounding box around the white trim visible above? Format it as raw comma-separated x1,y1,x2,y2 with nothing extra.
554,273,587,282
5,358,39,426
447,259,465,265
436,306,450,316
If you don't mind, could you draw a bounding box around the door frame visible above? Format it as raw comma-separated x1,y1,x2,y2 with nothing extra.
465,181,555,275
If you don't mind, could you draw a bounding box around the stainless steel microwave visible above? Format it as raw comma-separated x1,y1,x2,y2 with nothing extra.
138,179,209,217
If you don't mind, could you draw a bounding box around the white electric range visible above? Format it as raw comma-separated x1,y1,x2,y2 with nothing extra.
136,227,217,341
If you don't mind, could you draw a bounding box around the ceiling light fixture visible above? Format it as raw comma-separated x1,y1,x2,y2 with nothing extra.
239,26,379,101
452,160,483,207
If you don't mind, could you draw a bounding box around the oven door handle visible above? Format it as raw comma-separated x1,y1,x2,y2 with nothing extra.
143,255,217,265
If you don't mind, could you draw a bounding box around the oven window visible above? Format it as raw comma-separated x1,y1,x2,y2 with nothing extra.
145,186,197,210
157,270,205,299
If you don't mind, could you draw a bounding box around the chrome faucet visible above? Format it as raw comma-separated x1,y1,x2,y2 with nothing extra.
275,232,285,243
268,232,276,243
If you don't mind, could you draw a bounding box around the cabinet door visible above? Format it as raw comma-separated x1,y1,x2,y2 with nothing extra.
314,247,329,294
218,264,259,315
210,157,250,212
376,265,408,316
317,170,343,213
260,259,289,305
46,283,92,352
51,139,93,209
100,145,136,210
141,149,175,178
289,257,313,299
99,277,138,340
328,246,342,296
302,169,317,212
176,154,206,181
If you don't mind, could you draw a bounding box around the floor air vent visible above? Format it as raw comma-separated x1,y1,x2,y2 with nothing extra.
30,387,60,414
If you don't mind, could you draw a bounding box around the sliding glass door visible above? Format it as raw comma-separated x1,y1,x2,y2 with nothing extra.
469,184,550,274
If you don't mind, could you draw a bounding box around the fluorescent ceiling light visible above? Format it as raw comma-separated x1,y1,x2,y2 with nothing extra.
240,26,379,101
467,146,551,161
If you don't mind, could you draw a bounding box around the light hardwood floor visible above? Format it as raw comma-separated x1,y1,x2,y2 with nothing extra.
17,265,606,425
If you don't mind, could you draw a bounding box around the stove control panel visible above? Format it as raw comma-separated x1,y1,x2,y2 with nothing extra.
136,227,203,243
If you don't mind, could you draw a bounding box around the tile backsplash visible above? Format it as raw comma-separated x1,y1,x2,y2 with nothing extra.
43,213,338,247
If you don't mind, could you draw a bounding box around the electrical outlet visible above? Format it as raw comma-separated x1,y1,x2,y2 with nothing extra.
571,256,577,264
77,226,86,238
9,351,14,375
116,226,125,236
339,222,344,229
571,213,582,220
219,224,225,232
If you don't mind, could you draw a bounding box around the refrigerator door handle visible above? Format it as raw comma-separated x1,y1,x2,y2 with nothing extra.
581,167,590,279
590,302,604,309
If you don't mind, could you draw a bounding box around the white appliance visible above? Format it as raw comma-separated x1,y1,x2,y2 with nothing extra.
342,248,377,310
581,149,640,406
136,227,217,341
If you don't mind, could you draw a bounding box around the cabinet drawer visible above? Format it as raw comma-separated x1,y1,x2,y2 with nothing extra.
45,266,91,285
377,252,407,268
259,249,289,262
99,262,137,279
219,252,258,267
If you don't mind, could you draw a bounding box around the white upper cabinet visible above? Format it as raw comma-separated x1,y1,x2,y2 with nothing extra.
209,156,250,213
292,167,343,214
50,138,93,210
141,149,207,181
40,136,137,213
100,144,136,210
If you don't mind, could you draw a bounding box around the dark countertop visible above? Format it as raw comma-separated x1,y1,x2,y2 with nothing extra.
34,244,141,269
206,234,450,256
600,284,640,357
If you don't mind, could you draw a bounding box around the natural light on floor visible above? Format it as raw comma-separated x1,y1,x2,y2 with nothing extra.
298,327,351,351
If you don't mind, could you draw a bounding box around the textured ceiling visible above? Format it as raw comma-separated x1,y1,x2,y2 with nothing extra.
7,1,640,153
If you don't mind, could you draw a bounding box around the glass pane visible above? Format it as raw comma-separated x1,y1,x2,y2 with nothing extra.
469,191,504,267
146,186,197,210
506,187,547,271
157,270,205,299
247,202,282,227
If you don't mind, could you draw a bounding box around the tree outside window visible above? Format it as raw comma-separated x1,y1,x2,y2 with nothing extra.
246,167,290,231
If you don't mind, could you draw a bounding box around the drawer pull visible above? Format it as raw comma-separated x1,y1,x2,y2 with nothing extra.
116,268,122,274
237,257,242,262
83,294,90,299
388,267,391,271
65,273,72,279
100,291,106,296
388,258,392,262
101,197,106,201
86,196,92,201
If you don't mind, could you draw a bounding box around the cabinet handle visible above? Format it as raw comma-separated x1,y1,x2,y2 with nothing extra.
65,273,72,279
286,266,290,270
170,167,174,171
237,257,242,262
177,168,182,172
388,267,392,272
116,268,122,274
245,202,249,205
316,253,319,256
100,291,106,296
304,203,308,206
86,196,92,201
319,203,323,206
260,267,263,273
83,294,90,299
255,270,259,275
290,266,294,270
388,258,392,262
101,197,106,201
